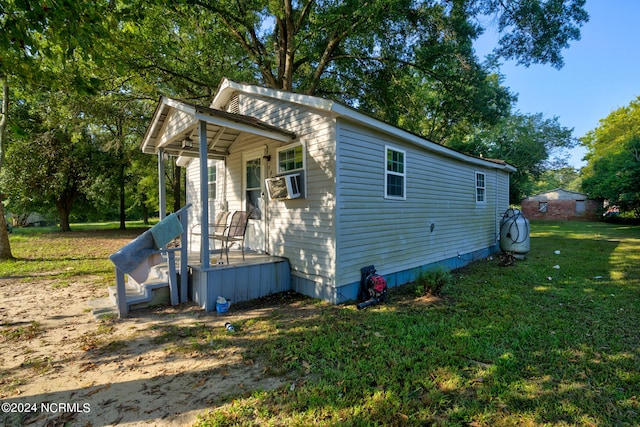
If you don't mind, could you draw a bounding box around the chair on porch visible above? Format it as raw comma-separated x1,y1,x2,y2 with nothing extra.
209,211,229,249
213,211,250,264
190,210,229,251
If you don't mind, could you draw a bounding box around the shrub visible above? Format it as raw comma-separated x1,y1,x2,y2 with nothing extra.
415,268,452,296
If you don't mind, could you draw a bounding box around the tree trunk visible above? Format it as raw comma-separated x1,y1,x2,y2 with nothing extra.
0,195,14,259
140,191,149,225
58,205,72,232
56,189,75,232
0,78,13,259
119,163,126,230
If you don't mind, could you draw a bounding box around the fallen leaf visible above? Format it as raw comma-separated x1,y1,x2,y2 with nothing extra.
192,378,206,388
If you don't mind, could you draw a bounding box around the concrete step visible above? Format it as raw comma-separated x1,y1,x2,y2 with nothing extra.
99,265,172,317
108,279,170,309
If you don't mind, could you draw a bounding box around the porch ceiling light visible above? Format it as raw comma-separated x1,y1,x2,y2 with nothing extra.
181,136,193,149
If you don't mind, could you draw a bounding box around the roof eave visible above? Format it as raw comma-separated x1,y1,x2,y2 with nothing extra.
331,103,517,172
141,96,296,156
213,79,516,172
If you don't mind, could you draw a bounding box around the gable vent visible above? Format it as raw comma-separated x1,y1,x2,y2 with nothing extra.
226,94,240,114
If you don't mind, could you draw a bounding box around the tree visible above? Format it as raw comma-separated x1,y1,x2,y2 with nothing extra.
478,0,588,69
103,0,587,208
2,90,107,231
80,94,154,229
0,78,12,258
0,0,588,245
449,112,577,203
0,1,113,255
168,0,586,93
121,0,586,131
581,98,640,216
358,64,515,144
532,167,582,194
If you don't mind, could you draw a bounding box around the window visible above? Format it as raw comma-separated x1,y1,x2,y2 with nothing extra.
576,200,585,213
277,144,304,173
385,146,406,199
475,172,486,203
275,143,305,199
208,163,217,200
539,202,548,213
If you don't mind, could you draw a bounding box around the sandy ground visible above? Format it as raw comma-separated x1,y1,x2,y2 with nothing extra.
0,257,298,426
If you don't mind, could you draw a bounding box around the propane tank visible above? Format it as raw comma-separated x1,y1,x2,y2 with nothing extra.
500,208,530,258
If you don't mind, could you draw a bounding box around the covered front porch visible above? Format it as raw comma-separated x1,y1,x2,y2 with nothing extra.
141,96,296,268
136,96,297,313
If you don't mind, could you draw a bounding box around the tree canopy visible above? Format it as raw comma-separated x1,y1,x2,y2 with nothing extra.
118,0,586,136
0,0,589,253
581,97,640,216
448,112,577,202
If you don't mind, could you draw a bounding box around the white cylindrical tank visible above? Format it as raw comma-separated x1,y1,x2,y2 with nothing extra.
500,208,530,257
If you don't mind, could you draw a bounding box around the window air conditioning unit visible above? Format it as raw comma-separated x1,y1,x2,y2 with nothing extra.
266,173,302,200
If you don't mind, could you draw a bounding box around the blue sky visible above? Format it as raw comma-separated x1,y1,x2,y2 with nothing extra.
475,1,640,168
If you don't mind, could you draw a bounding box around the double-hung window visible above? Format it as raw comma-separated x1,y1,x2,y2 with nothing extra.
277,143,304,174
475,172,486,203
276,143,305,197
385,146,406,199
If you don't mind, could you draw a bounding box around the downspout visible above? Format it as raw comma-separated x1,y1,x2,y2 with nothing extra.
199,120,210,268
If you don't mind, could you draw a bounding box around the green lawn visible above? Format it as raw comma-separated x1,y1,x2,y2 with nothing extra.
0,221,149,284
195,220,640,426
3,220,639,425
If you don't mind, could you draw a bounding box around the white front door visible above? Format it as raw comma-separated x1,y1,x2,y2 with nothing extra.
243,151,266,253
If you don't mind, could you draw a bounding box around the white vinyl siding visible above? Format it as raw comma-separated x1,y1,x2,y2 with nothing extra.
186,159,201,230
186,158,226,250
157,109,196,148
233,95,337,286
335,119,508,288
186,84,511,298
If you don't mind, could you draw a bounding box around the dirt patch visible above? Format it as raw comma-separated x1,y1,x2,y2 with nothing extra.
0,232,310,427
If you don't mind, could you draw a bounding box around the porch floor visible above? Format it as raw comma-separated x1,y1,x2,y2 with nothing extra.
185,249,286,270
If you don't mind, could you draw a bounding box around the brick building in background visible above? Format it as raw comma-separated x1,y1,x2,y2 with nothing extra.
521,189,601,220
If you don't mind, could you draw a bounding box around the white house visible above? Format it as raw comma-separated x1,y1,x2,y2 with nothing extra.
140,78,515,310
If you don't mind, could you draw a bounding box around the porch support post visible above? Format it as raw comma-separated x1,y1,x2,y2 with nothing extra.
199,120,210,268
158,148,166,219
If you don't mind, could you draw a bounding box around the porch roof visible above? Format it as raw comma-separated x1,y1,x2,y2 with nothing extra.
141,97,296,160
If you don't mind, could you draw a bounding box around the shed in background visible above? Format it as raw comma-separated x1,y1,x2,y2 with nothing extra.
521,189,601,220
